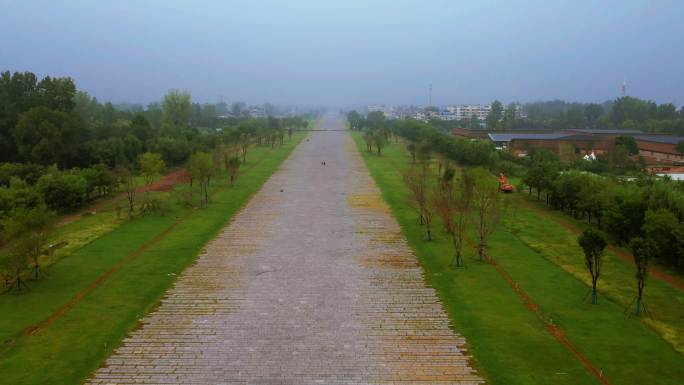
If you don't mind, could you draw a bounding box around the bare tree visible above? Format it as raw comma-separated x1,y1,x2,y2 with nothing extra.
433,166,473,267
225,155,241,186
138,152,165,214
188,152,213,208
403,163,434,240
116,166,136,219
471,168,502,261
239,133,251,164
363,130,373,152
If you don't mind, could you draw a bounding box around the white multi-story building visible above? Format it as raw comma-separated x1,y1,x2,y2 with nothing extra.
446,104,491,121
445,104,525,121
367,105,398,119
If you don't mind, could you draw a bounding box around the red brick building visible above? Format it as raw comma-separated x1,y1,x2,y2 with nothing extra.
453,128,684,165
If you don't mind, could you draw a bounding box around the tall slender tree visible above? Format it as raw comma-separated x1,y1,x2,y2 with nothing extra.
471,168,502,261
578,228,607,305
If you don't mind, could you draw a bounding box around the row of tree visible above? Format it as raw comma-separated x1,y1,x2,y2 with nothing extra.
350,110,684,270
491,97,684,133
523,156,684,269
578,227,652,316
350,111,675,317
0,115,305,293
349,111,505,266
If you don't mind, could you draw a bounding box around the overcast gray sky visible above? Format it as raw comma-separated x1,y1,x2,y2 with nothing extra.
2,0,683,107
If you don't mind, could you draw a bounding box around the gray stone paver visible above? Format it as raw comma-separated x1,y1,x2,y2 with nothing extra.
87,115,483,384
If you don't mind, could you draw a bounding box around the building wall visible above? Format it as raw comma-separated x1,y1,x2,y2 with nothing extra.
508,138,614,160
637,140,684,164
452,127,488,139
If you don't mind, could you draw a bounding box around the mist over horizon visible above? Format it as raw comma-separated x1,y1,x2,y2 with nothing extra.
2,0,683,107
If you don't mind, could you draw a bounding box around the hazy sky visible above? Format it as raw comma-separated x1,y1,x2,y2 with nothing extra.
2,0,683,107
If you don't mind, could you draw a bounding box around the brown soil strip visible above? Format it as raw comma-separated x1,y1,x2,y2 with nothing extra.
488,256,612,385
56,169,191,228
464,237,612,385
514,195,684,292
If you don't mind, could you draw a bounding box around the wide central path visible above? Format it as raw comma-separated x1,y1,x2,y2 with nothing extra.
88,115,483,384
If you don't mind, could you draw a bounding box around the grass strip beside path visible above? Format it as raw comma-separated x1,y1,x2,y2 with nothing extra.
352,131,684,385
0,132,307,385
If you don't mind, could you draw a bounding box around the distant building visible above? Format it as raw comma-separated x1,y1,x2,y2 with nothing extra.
455,127,684,164
367,105,397,119
248,105,266,118
634,135,684,164
444,103,525,123
446,104,492,121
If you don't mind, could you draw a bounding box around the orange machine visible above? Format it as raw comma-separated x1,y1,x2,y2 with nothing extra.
498,173,513,193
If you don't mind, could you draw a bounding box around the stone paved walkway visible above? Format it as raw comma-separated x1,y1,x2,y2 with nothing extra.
87,115,483,385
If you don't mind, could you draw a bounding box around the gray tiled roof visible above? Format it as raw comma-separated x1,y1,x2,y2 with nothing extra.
488,133,570,142
634,135,684,144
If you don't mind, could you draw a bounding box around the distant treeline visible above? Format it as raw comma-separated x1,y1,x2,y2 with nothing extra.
0,70,311,219
430,97,684,133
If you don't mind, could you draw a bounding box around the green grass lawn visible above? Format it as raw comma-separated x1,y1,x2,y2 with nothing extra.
352,132,684,385
504,197,684,354
0,132,307,385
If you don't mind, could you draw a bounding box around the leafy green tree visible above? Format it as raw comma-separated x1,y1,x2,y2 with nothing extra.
602,186,646,245
230,101,245,117
36,171,88,211
523,157,559,201
0,71,40,161
37,76,77,112
188,152,213,207
578,228,607,304
577,177,612,226
138,152,165,213
366,111,385,130
131,114,154,145
162,90,191,127
116,166,136,219
372,129,386,155
629,237,653,317
676,140,684,155
468,114,480,130
12,106,85,167
584,103,604,127
3,206,55,280
642,208,683,267
486,100,503,129
347,110,363,130
502,103,517,129
74,91,103,124
615,136,639,155
611,96,657,125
